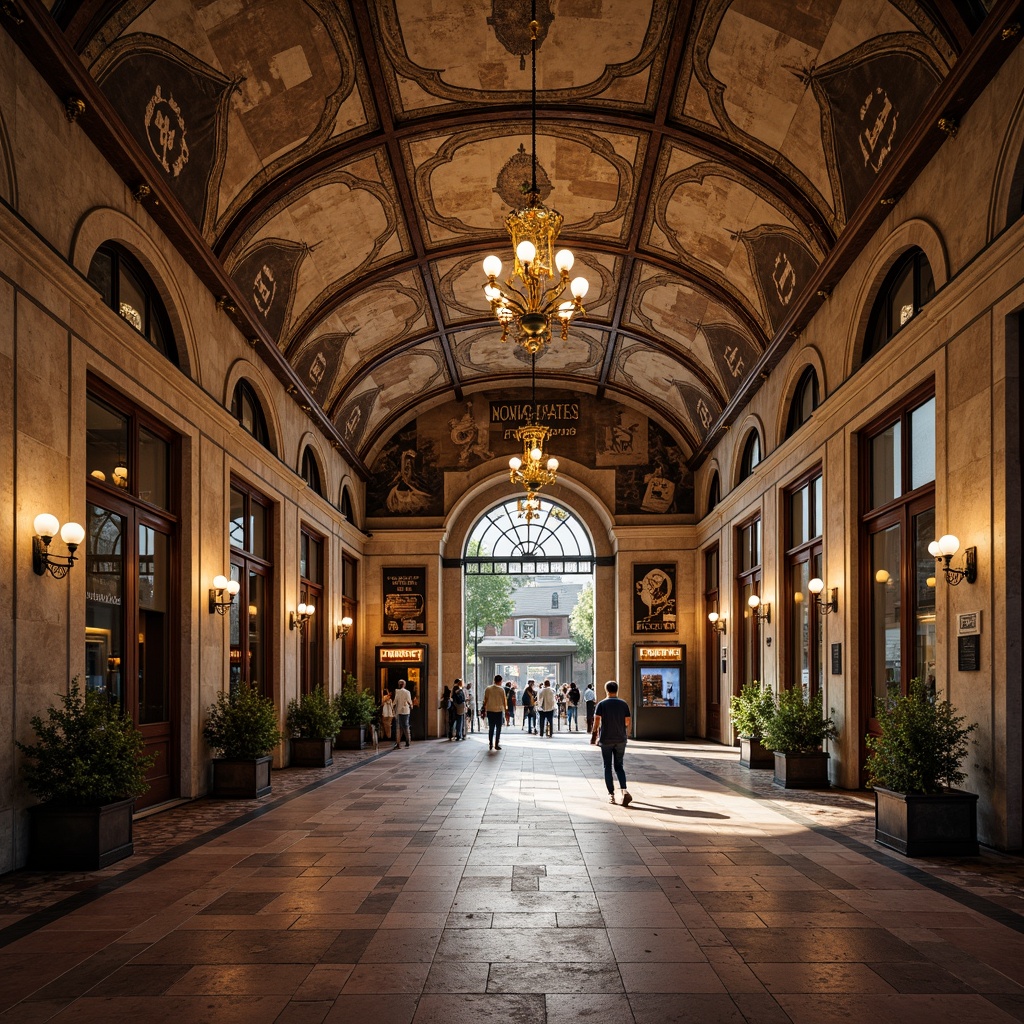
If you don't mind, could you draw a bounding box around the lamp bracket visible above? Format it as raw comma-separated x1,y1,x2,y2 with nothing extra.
33,536,77,579
814,587,839,615
941,546,977,586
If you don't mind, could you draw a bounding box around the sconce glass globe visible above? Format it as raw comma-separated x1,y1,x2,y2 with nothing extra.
60,522,85,546
34,513,60,539
212,574,229,591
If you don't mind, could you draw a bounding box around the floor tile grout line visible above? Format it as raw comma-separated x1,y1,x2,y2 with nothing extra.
672,755,1024,936
0,750,392,950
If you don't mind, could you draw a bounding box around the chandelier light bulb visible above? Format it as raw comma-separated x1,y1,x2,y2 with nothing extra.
937,534,960,557
530,446,543,462
546,457,558,471
482,255,503,278
34,513,60,539
497,305,514,322
557,301,574,320
509,456,522,471
484,283,502,300
570,276,589,299
554,249,574,272
516,240,537,264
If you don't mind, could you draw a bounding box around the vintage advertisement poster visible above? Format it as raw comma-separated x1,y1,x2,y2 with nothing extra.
382,567,427,635
632,563,677,634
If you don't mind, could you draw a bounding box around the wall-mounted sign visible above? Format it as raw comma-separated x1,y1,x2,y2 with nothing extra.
632,563,677,633
638,646,683,661
379,647,424,663
957,611,982,636
382,567,426,634
957,634,981,671
831,643,842,675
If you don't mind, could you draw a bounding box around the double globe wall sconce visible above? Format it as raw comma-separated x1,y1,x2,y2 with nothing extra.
928,534,977,586
32,514,85,579
336,616,353,640
209,574,240,614
290,604,315,632
707,611,727,635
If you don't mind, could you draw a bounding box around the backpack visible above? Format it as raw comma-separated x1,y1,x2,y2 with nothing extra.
453,689,466,709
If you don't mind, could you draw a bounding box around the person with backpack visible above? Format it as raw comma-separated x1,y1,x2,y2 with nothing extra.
450,678,467,741
567,682,581,732
521,679,538,733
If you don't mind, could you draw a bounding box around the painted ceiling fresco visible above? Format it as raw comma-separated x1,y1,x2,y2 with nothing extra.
56,0,967,469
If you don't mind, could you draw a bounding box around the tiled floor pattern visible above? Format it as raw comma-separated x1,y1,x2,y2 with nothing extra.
1,734,1023,1023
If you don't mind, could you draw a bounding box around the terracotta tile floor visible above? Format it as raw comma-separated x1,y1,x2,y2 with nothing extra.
1,736,1023,1023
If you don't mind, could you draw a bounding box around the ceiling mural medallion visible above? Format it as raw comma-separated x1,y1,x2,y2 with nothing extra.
495,143,553,207
292,331,354,404
732,225,819,335
675,381,722,443
229,238,310,343
488,0,554,68
144,85,188,177
702,323,760,400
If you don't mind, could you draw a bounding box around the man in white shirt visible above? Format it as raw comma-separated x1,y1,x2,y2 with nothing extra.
538,680,557,738
584,683,597,732
392,679,413,749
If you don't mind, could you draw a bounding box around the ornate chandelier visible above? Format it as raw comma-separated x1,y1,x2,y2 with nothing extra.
482,5,588,356
509,354,559,522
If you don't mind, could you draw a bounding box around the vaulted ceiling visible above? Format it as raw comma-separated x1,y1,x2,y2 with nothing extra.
40,0,985,468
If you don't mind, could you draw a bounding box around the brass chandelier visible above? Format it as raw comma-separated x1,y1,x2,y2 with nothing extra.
509,354,559,522
481,4,588,356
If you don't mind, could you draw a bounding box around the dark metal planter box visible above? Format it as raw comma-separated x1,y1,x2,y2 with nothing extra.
739,736,774,769
29,797,135,870
335,725,368,750
874,786,979,857
211,756,272,798
291,737,334,767
773,750,830,789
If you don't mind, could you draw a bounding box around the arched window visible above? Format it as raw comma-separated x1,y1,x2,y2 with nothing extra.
340,486,354,522
301,447,323,497
87,243,177,366
551,592,559,609
231,380,272,452
863,248,935,363
707,472,721,515
785,367,820,440
739,431,761,483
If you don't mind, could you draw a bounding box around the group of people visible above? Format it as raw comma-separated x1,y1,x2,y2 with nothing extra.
381,676,633,805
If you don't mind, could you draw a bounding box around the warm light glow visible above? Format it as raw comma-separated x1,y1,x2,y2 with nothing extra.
509,456,522,471
482,255,503,278
484,284,502,301
708,612,719,624
793,591,804,603
808,577,824,595
937,534,960,557
927,541,940,558
546,457,558,471
212,574,229,591
747,594,761,609
875,569,890,584
342,616,353,628
516,239,537,264
90,470,106,481
926,576,936,588
530,446,543,462
570,276,589,299
59,522,85,546
555,249,574,272
34,513,59,539
226,580,241,596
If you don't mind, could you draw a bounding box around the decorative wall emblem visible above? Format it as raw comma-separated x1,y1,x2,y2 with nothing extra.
859,86,897,173
633,563,677,633
229,238,309,342
733,228,818,336
772,251,797,306
252,263,276,317
144,85,189,177
307,351,327,388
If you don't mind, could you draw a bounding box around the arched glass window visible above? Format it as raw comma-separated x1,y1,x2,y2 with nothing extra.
863,248,935,363
231,380,272,452
707,472,721,515
551,592,559,609
785,367,820,440
739,431,761,483
87,243,177,366
301,447,323,497
340,486,354,521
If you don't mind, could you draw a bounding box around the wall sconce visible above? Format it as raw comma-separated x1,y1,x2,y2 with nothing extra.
808,577,838,615
290,603,314,631
928,534,977,586
747,593,771,625
707,611,726,634
209,574,240,614
336,615,353,640
32,514,85,579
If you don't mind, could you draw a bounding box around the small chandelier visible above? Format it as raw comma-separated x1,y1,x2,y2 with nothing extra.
509,354,559,522
482,4,588,356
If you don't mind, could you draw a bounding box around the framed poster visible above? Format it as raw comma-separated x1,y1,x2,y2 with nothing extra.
632,562,677,633
382,567,426,634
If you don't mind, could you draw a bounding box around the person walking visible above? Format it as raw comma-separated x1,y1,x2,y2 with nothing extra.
538,679,556,737
392,678,413,749
380,687,395,746
451,678,467,741
584,682,597,733
521,679,537,733
556,685,567,731
591,680,632,805
567,682,581,732
482,674,508,750
441,683,454,740
503,680,515,727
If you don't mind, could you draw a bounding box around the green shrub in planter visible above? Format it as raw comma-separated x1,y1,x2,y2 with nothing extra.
760,688,837,753
332,674,376,727
866,679,976,793
203,683,282,759
18,678,154,805
286,686,342,739
728,680,775,740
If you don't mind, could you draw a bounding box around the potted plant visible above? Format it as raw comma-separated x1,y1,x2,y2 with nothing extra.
17,678,155,870
333,674,377,750
866,679,978,857
203,682,282,798
760,687,837,789
286,686,342,767
729,680,776,769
